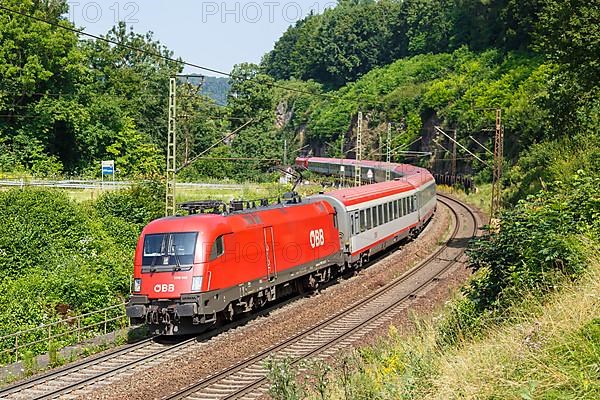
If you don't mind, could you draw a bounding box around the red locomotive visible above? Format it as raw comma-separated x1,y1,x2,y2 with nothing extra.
126,158,436,334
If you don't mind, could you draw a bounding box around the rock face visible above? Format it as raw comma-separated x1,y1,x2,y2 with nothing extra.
275,100,293,130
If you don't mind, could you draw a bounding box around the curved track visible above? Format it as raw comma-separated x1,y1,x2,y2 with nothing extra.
163,194,480,400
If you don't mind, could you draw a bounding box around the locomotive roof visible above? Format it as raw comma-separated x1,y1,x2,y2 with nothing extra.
141,200,334,235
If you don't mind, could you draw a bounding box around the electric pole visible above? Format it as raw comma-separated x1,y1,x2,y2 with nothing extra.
451,128,458,179
354,112,363,187
165,77,177,217
386,122,392,181
491,108,504,221
431,129,440,171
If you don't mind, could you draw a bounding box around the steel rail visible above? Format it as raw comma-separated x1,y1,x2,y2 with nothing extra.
0,336,156,396
0,335,197,400
164,195,478,400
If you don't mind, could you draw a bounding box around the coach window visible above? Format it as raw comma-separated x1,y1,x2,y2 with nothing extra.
210,235,225,261
403,198,407,216
389,202,394,221
360,210,366,233
366,208,372,230
378,205,383,225
383,203,389,223
350,214,355,235
394,200,399,219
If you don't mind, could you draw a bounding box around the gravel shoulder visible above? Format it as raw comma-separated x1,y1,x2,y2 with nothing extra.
85,203,460,400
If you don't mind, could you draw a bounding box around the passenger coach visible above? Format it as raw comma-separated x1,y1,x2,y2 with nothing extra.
307,179,436,266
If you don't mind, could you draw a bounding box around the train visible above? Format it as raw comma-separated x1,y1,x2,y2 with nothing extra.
126,157,436,334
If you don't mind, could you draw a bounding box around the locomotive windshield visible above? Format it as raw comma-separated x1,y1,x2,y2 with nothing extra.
142,232,198,269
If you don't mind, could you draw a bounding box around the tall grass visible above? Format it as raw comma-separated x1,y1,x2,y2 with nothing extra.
285,251,599,399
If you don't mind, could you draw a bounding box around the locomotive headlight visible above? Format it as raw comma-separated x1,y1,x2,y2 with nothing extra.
133,278,142,293
191,276,203,292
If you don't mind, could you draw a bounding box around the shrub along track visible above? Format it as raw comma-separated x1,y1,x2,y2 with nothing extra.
0,194,477,400
162,194,480,400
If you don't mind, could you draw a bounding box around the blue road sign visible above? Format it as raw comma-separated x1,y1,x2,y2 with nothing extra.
102,161,115,176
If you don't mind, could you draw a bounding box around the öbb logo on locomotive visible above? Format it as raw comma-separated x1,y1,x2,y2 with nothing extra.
154,284,175,293
310,229,325,248
126,157,438,335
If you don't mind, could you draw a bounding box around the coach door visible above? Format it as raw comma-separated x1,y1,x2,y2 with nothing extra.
263,226,277,281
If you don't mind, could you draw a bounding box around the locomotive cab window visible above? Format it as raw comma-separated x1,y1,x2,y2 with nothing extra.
210,235,225,260
142,232,198,268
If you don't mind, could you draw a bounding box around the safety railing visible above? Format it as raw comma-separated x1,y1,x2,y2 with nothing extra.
0,303,129,364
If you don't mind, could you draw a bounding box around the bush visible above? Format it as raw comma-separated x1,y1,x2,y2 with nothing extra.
94,181,164,226
456,172,600,337
0,188,138,364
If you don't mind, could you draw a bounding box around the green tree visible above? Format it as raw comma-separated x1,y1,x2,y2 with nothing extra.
535,0,600,88
227,63,275,127
81,22,182,147
0,0,86,172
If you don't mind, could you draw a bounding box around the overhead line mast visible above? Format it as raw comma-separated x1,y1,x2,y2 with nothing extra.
491,108,504,222
386,122,392,181
165,78,177,217
354,112,363,187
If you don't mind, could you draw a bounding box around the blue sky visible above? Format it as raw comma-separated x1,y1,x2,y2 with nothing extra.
67,1,336,77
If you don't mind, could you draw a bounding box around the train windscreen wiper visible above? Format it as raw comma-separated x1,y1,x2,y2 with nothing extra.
172,244,182,271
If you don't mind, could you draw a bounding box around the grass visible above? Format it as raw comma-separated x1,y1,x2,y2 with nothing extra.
57,181,327,204
429,261,600,399
438,183,492,215
285,251,599,400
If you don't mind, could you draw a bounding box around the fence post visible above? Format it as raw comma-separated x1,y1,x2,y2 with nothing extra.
77,317,81,342
15,334,18,363
104,309,107,335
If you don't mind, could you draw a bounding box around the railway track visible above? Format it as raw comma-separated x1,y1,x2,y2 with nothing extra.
163,194,479,400
0,335,200,400
0,194,477,400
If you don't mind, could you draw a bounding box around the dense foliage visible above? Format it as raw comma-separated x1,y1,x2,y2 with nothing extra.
263,0,541,88
457,172,599,331
0,1,235,179
0,185,162,361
